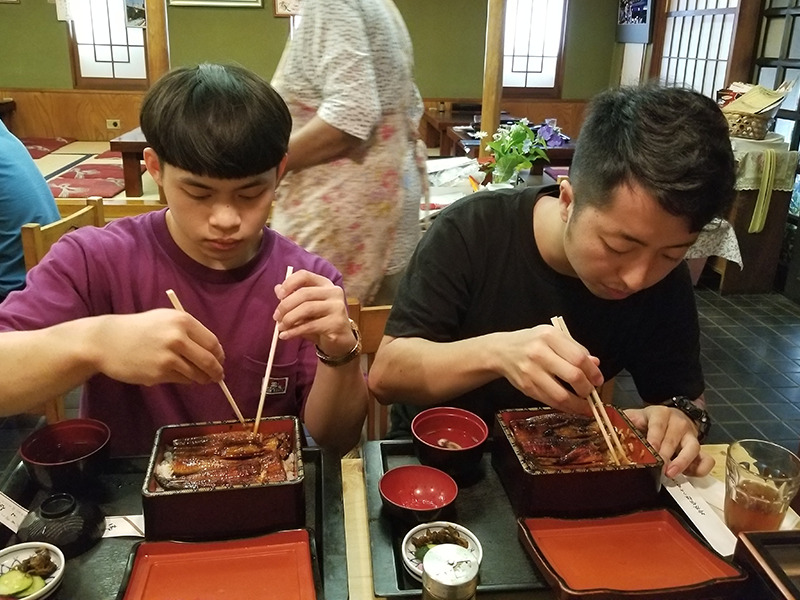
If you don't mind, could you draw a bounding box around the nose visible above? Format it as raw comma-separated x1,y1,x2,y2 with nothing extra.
617,256,656,293
209,202,241,232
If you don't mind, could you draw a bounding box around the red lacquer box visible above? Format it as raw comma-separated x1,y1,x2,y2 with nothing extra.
518,509,747,599
492,407,664,518
142,416,305,541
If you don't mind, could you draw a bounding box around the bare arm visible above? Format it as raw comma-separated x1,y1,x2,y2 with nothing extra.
368,326,604,416
284,115,362,173
0,310,225,415
272,270,368,455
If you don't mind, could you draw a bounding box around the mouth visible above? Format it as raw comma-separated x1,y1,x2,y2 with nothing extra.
207,239,240,252
600,285,632,300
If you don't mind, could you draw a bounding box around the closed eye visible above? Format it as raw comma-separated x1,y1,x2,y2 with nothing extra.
603,240,633,255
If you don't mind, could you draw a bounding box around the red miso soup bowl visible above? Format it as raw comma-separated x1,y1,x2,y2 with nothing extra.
379,464,458,523
20,418,111,491
411,407,488,477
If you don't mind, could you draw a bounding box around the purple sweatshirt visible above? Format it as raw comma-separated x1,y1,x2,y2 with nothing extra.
0,209,342,456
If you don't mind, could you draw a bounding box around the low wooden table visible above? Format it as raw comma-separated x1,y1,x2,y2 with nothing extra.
421,109,479,153
109,126,148,197
0,98,16,128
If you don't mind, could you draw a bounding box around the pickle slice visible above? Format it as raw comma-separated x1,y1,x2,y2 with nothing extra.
0,570,32,596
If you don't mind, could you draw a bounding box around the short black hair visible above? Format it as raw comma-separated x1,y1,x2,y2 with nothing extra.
140,63,291,178
569,84,736,232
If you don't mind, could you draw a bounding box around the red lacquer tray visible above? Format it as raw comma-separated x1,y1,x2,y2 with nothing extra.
118,529,318,600
518,509,747,599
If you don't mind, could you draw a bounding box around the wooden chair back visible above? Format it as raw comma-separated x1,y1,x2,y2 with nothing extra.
22,197,105,271
348,299,392,441
19,196,106,423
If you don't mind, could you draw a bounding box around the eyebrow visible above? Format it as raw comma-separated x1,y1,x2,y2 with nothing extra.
178,175,271,191
615,232,695,250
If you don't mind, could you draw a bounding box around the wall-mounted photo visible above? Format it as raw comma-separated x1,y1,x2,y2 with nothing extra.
617,0,653,44
273,0,300,17
126,0,146,27
169,0,262,7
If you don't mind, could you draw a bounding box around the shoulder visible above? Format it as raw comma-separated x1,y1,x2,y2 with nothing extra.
268,229,343,282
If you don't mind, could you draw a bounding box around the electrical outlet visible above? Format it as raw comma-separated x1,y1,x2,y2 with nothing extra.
106,119,121,130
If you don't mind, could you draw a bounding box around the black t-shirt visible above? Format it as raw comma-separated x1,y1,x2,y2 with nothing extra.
385,184,704,437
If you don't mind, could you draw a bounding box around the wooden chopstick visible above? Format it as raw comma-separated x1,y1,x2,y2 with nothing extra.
550,315,628,465
165,289,247,427
254,265,294,434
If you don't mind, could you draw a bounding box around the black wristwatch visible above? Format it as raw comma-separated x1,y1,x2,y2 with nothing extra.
663,396,711,442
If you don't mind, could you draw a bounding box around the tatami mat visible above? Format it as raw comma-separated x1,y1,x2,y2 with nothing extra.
54,141,110,155
33,140,160,201
34,153,91,179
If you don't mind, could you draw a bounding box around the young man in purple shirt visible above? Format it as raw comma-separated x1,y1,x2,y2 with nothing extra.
0,64,368,457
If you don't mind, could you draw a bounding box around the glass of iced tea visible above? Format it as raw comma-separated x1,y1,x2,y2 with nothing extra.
724,439,800,536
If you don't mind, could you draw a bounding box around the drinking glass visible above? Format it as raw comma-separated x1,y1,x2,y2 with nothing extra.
724,439,800,536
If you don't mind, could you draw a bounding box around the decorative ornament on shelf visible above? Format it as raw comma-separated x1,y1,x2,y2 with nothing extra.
480,118,549,185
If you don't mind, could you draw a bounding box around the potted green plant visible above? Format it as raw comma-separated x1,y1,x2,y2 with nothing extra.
481,118,549,185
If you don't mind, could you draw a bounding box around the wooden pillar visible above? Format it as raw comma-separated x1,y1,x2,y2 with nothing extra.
145,0,170,84
479,0,506,159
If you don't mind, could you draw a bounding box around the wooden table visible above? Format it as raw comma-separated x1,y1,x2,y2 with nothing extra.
0,98,16,128
421,109,479,154
342,457,555,599
343,444,800,599
109,126,148,197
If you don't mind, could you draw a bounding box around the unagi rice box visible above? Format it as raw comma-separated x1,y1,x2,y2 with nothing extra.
142,417,305,541
491,407,664,518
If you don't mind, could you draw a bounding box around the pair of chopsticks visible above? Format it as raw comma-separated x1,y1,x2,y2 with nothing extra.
165,266,294,434
167,289,246,427
550,315,627,465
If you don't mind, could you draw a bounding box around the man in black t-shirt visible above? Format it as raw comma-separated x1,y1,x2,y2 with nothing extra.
368,85,736,478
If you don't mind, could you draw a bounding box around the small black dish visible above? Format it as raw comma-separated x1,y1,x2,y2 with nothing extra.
18,492,106,558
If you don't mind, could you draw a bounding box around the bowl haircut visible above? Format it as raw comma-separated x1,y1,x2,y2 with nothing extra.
140,63,291,179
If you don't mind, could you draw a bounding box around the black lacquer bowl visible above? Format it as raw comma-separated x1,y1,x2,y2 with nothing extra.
20,418,110,492
18,492,105,559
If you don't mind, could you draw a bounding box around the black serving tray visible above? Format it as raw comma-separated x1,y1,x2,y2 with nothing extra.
0,447,348,600
363,439,549,598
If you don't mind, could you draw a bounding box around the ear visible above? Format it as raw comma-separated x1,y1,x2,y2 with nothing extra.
143,147,163,187
276,154,289,181
558,179,575,223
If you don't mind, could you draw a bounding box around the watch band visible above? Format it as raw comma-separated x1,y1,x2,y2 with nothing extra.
664,395,711,442
315,319,362,367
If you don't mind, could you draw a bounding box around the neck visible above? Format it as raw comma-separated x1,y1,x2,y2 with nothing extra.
534,195,576,277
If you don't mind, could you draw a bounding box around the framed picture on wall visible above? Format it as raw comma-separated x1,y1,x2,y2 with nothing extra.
273,0,300,16
616,0,653,44
169,0,262,7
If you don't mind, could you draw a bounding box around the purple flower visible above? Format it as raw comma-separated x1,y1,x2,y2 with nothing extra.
539,124,564,148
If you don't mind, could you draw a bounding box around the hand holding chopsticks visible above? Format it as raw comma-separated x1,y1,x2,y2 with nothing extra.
550,315,628,465
165,289,247,427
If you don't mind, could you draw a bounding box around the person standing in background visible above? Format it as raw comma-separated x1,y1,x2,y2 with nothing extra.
0,120,60,303
271,0,427,305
